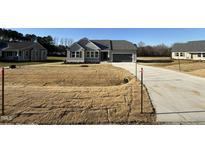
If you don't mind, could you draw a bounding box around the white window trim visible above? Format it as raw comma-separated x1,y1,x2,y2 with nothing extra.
76,51,80,58
71,52,75,58
86,51,90,58
25,51,27,56
180,52,184,57
7,51,14,57
95,51,99,58
91,51,94,58
71,51,82,58
175,52,179,56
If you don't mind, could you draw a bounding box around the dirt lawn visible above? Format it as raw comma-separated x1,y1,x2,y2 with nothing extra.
143,60,205,78
0,63,155,124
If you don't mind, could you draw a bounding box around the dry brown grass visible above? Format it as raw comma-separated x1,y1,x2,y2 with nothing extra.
5,64,133,87
144,60,205,78
0,64,155,124
188,69,205,77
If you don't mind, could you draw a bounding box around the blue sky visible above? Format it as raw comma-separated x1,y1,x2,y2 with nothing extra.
11,28,205,46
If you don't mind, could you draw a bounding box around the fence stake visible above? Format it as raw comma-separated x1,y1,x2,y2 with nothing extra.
2,67,4,116
141,67,143,114
178,57,181,72
135,61,137,77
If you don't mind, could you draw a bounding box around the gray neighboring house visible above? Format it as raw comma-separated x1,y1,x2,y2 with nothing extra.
66,38,137,63
0,42,47,61
171,40,205,60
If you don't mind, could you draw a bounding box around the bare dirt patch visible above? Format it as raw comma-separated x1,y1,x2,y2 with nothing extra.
188,69,205,78
144,59,205,78
6,64,133,87
137,57,173,63
0,64,155,124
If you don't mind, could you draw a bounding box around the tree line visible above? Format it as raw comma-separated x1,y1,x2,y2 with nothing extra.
0,28,73,56
136,41,171,57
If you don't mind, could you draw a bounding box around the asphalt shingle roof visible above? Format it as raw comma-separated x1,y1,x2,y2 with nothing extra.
172,40,205,52
91,40,136,50
78,38,100,50
2,42,46,51
111,40,136,50
69,38,136,51
91,40,111,50
69,43,84,52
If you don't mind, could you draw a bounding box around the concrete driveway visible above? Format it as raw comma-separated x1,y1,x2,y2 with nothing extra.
112,62,205,123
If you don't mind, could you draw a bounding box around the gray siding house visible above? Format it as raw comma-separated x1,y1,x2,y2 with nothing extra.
0,42,47,61
172,40,205,60
66,38,137,63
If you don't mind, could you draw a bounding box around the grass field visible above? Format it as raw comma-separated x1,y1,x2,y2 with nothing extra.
0,56,65,67
143,59,205,78
0,63,155,124
137,57,172,60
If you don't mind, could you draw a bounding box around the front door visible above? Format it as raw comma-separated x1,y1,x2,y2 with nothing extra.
100,52,108,61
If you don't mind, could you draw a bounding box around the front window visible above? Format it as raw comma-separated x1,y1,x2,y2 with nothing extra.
76,51,82,58
95,52,99,58
76,52,80,58
25,51,29,56
198,53,201,57
91,52,94,58
14,52,17,56
7,52,12,56
86,51,90,58
203,53,205,57
19,51,22,56
71,52,75,58
180,52,184,57
175,52,179,56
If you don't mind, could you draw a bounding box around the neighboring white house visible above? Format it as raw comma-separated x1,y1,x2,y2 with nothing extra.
171,41,205,60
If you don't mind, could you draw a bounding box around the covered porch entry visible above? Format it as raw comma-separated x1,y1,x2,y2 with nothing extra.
100,51,109,61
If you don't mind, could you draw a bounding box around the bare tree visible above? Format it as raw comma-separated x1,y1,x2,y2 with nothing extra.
65,38,74,47
58,37,74,47
53,37,59,45
60,38,64,46
138,41,145,47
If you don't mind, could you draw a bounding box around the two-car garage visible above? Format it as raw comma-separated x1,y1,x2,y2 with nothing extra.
92,40,137,63
112,54,133,62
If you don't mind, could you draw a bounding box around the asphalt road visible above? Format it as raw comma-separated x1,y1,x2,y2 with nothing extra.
112,62,205,123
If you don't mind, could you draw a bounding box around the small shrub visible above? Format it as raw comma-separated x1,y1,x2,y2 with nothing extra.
123,78,129,84
9,65,16,69
80,65,89,67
